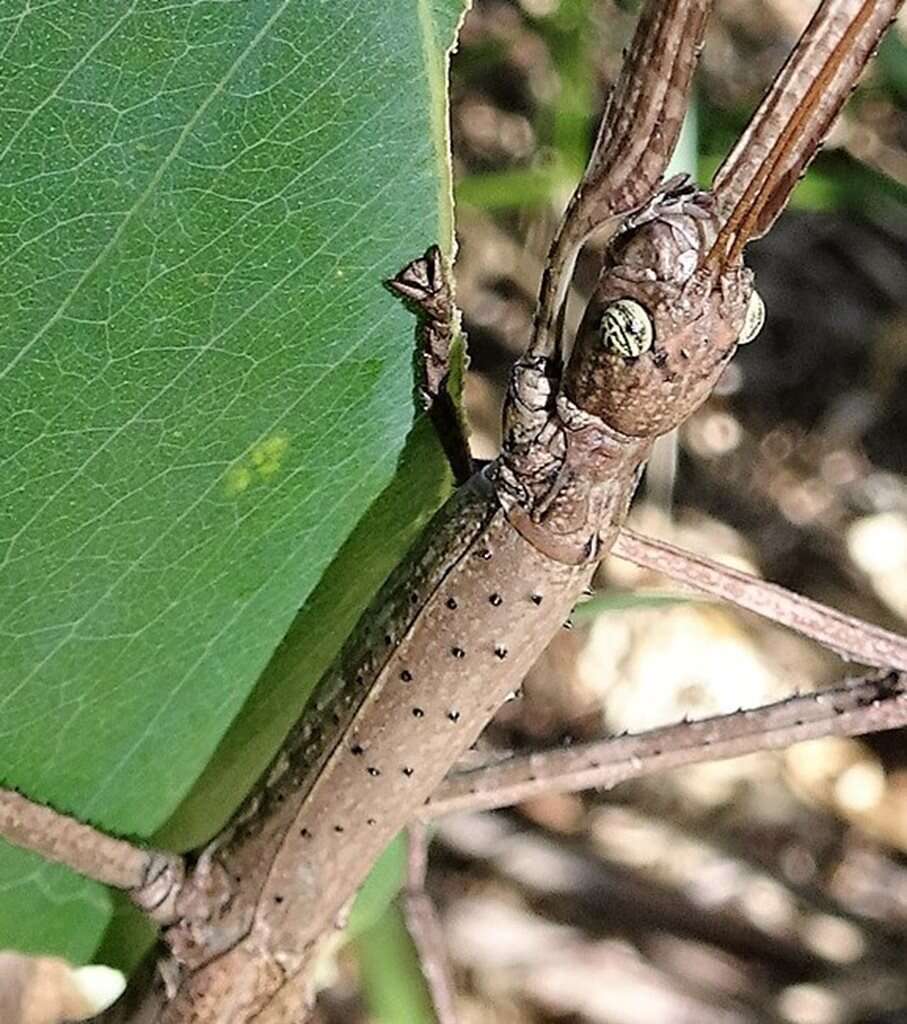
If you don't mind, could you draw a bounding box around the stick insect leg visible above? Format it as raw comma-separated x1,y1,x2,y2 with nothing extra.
386,246,474,486
613,528,907,672
401,823,460,1024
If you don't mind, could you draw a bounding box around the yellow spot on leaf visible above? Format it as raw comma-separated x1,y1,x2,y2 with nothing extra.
250,433,289,477
225,433,290,495
225,465,252,496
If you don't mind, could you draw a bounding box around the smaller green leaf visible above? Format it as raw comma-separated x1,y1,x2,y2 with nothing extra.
573,591,693,622
356,899,437,1024
346,832,407,939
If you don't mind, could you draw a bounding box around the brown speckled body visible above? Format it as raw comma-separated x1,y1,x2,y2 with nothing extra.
163,423,650,1021
157,177,753,1021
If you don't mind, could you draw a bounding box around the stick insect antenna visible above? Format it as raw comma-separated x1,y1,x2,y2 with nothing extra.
706,0,903,272
528,0,714,364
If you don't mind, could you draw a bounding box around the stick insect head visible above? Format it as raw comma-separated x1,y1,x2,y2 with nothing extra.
562,179,762,438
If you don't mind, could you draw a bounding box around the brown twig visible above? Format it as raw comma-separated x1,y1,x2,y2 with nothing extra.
401,825,460,1024
613,528,907,671
423,672,907,817
0,789,184,923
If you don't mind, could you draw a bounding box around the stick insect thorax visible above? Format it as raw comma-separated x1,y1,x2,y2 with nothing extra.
492,177,764,571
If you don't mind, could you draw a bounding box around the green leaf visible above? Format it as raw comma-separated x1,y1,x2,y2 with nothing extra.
0,846,111,963
156,417,453,851
572,591,694,622
356,900,438,1024
0,0,467,959
347,833,408,939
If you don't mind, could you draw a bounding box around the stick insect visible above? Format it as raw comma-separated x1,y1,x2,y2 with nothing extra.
1,1,905,1022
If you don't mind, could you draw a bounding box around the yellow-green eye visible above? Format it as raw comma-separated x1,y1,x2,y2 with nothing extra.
738,289,765,345
599,298,653,358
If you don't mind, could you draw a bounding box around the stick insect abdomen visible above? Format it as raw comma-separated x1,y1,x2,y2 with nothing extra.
159,178,749,1020
161,464,622,1019
259,479,596,935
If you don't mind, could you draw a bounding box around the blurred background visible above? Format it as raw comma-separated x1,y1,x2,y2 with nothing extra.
324,2,907,1022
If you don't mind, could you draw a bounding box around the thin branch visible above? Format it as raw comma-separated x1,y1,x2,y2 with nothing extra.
0,789,185,923
613,527,907,671
423,672,907,818
401,825,460,1024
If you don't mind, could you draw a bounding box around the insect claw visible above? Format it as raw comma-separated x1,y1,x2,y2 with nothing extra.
385,245,444,304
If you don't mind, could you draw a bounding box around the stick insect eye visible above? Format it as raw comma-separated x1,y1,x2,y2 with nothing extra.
738,290,765,345
599,298,654,358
